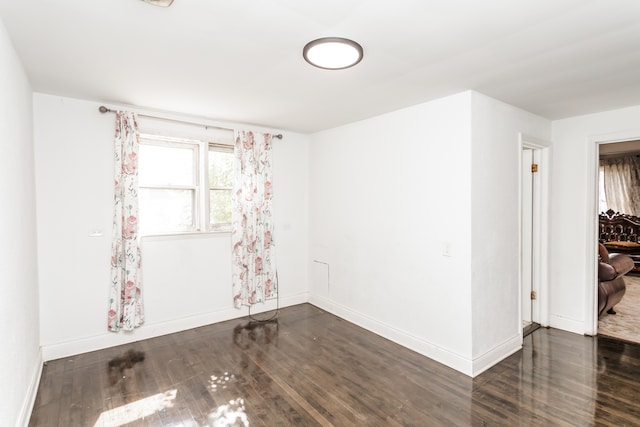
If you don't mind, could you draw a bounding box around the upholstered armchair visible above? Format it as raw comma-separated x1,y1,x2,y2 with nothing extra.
598,243,634,317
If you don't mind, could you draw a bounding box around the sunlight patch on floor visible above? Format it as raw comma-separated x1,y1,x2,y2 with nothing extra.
208,398,249,427
209,371,238,391
93,389,177,427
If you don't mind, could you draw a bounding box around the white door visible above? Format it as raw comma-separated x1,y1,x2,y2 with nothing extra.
521,148,534,327
520,136,550,332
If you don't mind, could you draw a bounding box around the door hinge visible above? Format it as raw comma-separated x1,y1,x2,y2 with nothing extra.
531,163,538,173
530,291,537,300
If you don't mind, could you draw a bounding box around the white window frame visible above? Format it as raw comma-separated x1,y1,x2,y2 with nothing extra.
206,143,235,232
138,133,234,236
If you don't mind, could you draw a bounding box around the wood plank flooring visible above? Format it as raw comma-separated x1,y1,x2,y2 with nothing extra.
29,303,640,426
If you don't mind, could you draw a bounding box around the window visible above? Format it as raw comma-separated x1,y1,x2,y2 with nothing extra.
208,144,234,229
599,166,608,214
138,134,234,235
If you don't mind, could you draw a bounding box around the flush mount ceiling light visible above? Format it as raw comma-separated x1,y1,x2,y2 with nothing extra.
303,37,363,70
142,0,174,6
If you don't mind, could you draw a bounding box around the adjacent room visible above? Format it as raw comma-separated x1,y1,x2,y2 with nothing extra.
597,140,640,343
2,1,640,426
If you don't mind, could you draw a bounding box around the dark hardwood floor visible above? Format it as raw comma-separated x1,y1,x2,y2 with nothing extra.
29,304,640,426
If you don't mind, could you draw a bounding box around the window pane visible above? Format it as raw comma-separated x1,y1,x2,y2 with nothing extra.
210,189,232,227
139,188,195,234
209,149,234,188
139,144,195,186
599,167,608,213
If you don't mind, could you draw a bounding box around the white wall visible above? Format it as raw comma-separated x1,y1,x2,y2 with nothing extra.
309,92,476,374
0,18,41,427
308,91,552,376
550,105,640,334
33,93,309,360
470,92,551,373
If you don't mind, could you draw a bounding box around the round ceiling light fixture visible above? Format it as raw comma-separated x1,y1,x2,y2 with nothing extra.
142,0,174,7
303,37,364,70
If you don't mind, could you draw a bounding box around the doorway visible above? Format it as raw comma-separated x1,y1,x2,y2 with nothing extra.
520,135,550,338
596,139,640,343
521,147,539,336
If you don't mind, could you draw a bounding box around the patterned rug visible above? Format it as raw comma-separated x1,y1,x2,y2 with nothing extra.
598,275,640,343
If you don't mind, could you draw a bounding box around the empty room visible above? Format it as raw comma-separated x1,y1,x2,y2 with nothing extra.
2,1,640,426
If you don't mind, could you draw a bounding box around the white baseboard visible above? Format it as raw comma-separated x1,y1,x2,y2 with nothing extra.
549,314,586,335
42,292,309,361
41,290,523,378
18,348,43,427
309,295,523,378
309,295,476,376
471,334,521,377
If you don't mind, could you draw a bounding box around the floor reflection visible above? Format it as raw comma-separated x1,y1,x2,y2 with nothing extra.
597,334,631,372
107,349,146,386
470,329,596,425
233,318,279,349
225,318,279,426
595,335,640,423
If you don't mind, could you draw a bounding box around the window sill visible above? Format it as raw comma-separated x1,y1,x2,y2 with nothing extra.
141,229,231,242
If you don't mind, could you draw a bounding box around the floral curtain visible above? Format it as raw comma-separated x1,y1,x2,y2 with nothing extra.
231,130,278,308
108,111,144,331
601,155,640,217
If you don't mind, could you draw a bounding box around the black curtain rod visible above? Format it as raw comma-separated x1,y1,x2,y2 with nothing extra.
98,106,283,139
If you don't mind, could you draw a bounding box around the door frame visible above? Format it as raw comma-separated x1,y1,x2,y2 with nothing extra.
519,133,551,336
586,129,640,335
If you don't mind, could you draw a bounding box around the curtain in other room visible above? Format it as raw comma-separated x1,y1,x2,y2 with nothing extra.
231,130,278,308
601,155,640,217
108,111,144,331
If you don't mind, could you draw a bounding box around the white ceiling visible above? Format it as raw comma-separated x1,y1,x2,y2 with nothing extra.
1,0,640,133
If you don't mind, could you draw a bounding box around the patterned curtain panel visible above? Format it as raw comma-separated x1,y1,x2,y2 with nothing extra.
232,130,278,308
108,111,144,331
601,156,640,217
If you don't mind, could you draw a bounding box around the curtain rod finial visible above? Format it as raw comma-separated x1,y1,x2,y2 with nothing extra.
99,106,109,113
